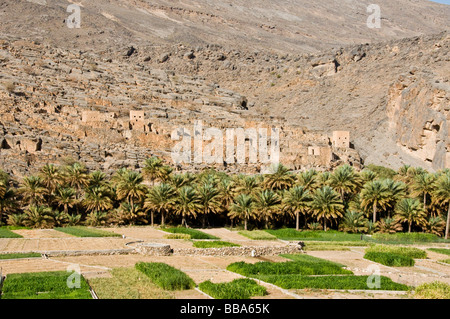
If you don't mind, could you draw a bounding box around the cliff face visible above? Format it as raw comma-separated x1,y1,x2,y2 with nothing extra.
386,72,450,170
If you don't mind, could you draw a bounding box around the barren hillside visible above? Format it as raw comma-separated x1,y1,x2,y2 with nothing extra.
0,0,449,176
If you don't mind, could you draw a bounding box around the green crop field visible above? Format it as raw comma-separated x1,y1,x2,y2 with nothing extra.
0,252,41,260
54,226,121,237
1,271,92,299
192,241,240,248
238,230,277,240
161,227,219,240
135,262,195,291
198,279,267,299
0,227,23,238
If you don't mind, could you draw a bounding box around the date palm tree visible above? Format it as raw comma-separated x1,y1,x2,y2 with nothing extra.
360,180,389,223
18,175,47,206
118,202,147,225
329,165,361,202
254,189,282,229
144,183,176,227
411,173,437,216
433,173,450,239
395,198,427,233
197,183,222,228
218,179,237,227
311,186,344,231
263,164,295,191
377,217,403,234
296,169,319,191
338,211,368,234
383,179,407,217
63,163,89,198
229,194,255,230
23,206,54,229
425,216,446,237
174,186,201,227
142,157,173,185
235,175,260,197
53,187,78,215
83,186,114,214
88,171,109,189
85,211,108,227
360,170,377,184
0,181,16,226
115,170,147,208
282,186,311,231
39,164,63,194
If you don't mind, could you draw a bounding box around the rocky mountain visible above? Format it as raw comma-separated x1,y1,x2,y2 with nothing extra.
0,0,449,177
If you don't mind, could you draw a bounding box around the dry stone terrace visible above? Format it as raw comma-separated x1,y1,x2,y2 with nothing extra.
1,227,449,299
0,37,361,179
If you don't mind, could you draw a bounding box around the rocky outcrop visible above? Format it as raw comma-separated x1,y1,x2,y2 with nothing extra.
386,72,450,170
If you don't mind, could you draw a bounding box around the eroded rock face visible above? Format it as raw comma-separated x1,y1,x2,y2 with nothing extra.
386,72,450,170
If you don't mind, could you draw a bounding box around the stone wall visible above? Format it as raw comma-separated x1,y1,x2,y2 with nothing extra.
172,245,303,257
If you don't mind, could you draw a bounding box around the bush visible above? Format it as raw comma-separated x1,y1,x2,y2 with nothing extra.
414,281,450,299
161,227,219,240
135,262,195,291
192,241,240,248
198,279,267,299
54,226,121,238
366,245,427,259
257,274,409,291
265,229,362,242
238,230,277,240
364,251,415,267
1,271,92,299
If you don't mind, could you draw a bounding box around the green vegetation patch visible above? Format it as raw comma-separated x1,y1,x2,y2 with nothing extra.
366,245,427,259
0,252,41,260
198,279,267,299
370,233,445,244
302,241,368,251
1,271,92,299
54,226,121,238
161,227,219,240
0,227,23,238
227,254,352,276
135,262,195,291
163,233,191,240
88,267,174,299
414,281,450,299
193,241,240,248
364,251,415,267
265,229,362,242
427,248,450,256
238,230,277,240
257,274,409,291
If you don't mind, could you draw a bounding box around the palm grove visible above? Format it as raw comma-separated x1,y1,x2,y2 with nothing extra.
0,157,449,239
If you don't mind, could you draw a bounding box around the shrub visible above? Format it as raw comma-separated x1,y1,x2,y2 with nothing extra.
198,279,267,299
440,259,450,264
192,241,240,248
135,262,195,291
54,226,121,238
161,227,219,240
364,251,415,267
414,281,450,299
257,275,409,291
238,230,277,240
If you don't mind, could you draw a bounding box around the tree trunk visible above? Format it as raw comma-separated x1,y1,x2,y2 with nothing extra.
323,218,327,232
265,215,269,229
230,218,233,229
202,214,206,228
408,221,412,233
182,213,186,228
445,204,450,240
151,211,154,227
423,193,428,216
244,217,248,231
161,211,165,227
296,211,299,231
373,205,377,224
